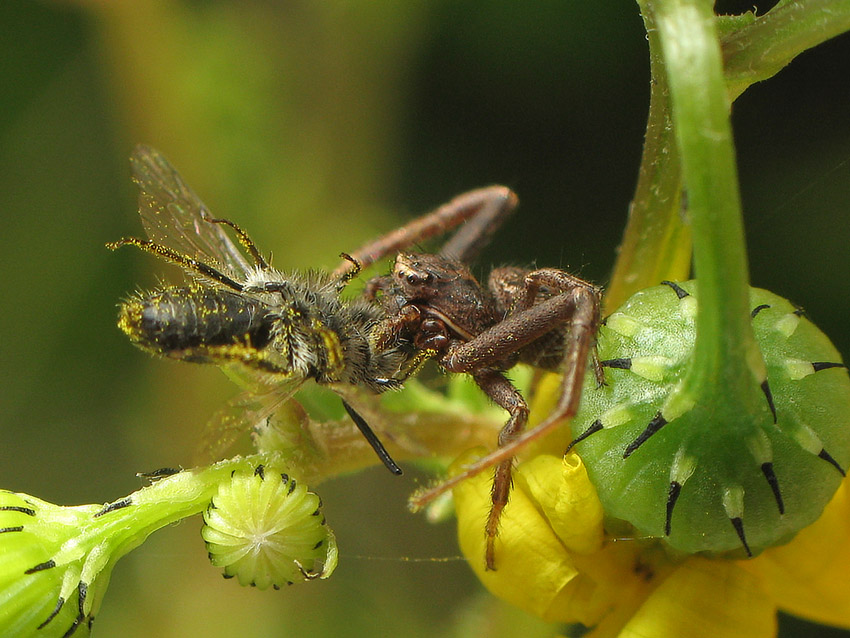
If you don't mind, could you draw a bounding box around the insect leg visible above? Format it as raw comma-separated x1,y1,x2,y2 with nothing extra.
106,236,245,291
332,185,518,277
202,214,269,269
336,252,362,288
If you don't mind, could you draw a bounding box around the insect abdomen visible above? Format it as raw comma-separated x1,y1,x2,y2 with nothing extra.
119,286,273,363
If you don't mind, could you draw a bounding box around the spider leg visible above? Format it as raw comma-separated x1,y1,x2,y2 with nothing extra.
332,186,517,278
470,368,529,571
410,277,602,548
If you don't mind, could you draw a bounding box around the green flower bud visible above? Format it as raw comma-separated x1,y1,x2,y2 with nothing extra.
0,490,101,637
571,281,850,557
202,464,337,589
0,456,337,635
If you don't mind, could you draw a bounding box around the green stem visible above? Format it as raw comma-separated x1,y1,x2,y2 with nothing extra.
722,0,850,100
644,0,757,398
52,456,266,571
606,8,690,312
612,1,850,312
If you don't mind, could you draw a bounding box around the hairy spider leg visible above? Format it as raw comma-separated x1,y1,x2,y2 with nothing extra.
332,185,518,277
410,275,602,568
470,368,529,570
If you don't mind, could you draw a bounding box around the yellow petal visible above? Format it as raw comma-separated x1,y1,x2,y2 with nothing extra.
743,480,850,628
515,454,604,555
453,450,580,622
618,557,776,638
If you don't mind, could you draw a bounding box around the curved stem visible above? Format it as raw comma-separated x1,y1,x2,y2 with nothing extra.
606,8,690,312
722,0,850,100
642,0,759,402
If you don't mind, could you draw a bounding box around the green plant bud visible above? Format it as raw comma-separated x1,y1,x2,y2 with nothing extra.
571,281,850,557
0,490,102,637
202,464,337,589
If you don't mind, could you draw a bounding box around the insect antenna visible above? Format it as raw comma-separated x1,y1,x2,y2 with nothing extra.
106,236,244,291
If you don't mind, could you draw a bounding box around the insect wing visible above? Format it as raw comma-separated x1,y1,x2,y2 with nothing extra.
130,145,252,279
195,376,306,463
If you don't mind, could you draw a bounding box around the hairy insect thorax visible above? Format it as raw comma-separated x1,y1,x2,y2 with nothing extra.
118,275,405,390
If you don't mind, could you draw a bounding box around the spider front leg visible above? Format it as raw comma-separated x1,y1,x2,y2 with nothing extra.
410,271,602,567
467,368,529,571
332,185,518,279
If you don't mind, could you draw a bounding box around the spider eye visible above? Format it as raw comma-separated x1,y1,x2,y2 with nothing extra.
407,274,418,285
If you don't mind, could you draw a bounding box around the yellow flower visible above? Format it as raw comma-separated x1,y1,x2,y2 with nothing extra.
454,450,850,637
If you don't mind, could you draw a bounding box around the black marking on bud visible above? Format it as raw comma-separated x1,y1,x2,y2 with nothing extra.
313,539,324,549
760,379,777,423
136,467,180,482
77,581,88,618
25,559,56,574
661,281,690,299
62,616,82,638
254,465,266,480
94,497,132,518
793,307,806,317
601,358,632,370
566,419,604,453
818,449,847,476
37,596,65,629
223,573,235,579
0,526,23,533
665,481,682,536
761,462,785,515
750,304,771,318
287,479,297,496
730,517,753,557
281,473,290,484
811,361,847,372
0,505,35,516
624,412,668,458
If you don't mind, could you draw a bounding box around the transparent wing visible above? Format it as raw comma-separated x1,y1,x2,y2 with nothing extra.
130,145,253,279
195,375,307,463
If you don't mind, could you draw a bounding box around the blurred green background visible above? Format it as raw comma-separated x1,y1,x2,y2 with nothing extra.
1,1,848,636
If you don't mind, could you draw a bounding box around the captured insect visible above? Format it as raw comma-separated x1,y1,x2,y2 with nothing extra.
110,145,520,472
109,145,413,473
